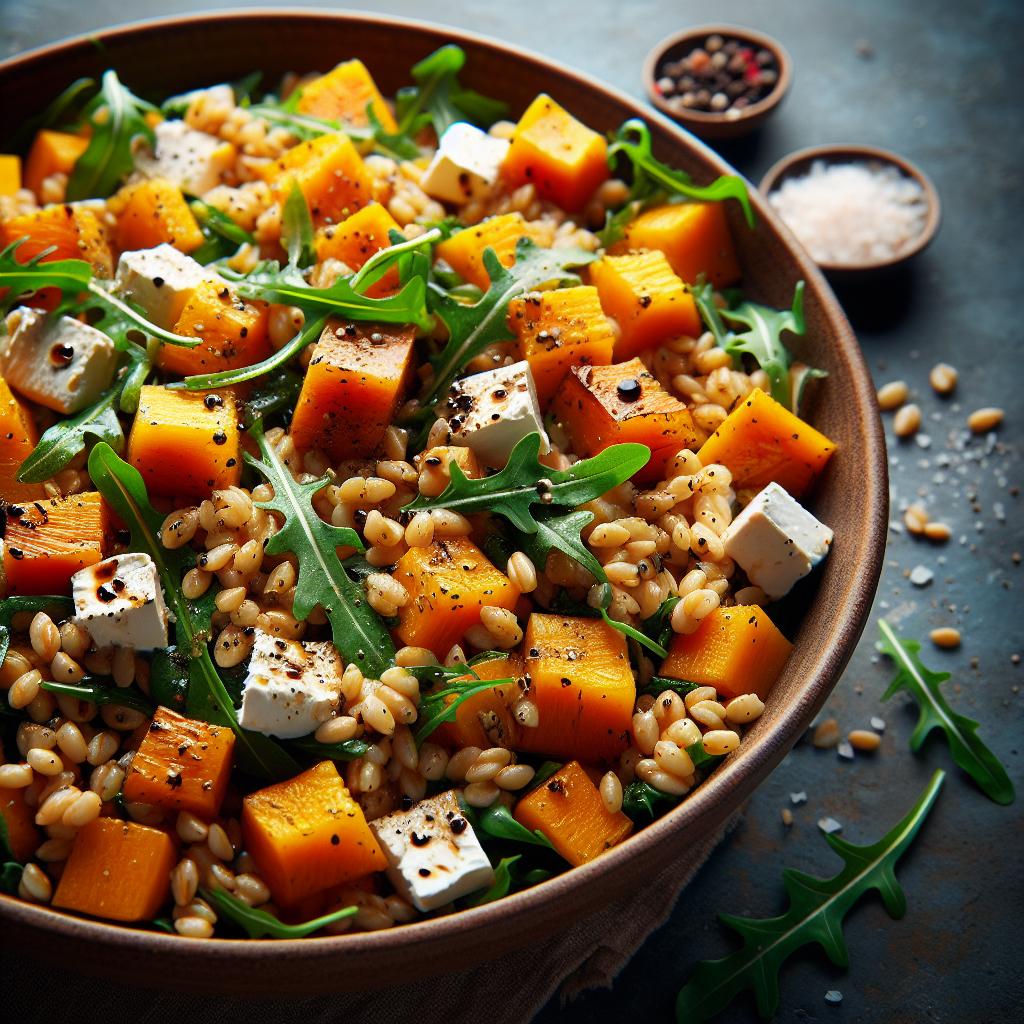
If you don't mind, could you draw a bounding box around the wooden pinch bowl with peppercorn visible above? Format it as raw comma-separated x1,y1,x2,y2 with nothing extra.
644,25,792,140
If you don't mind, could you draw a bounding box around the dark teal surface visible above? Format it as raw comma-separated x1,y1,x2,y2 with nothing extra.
3,2,1021,1021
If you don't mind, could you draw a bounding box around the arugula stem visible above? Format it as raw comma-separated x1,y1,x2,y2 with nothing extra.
86,281,200,347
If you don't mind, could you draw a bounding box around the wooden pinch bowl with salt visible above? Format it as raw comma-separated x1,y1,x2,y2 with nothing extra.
760,144,941,279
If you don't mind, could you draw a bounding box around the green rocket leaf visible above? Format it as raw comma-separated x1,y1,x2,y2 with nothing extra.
202,888,357,939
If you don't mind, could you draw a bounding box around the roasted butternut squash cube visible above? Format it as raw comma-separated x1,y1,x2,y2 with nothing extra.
0,155,22,197
502,94,609,212
2,491,108,595
433,653,523,750
23,130,88,197
416,444,483,494
128,385,241,500
289,320,416,460
697,387,837,499
518,614,635,763
53,818,176,922
590,250,701,360
435,212,543,290
114,178,205,254
1,204,113,279
660,605,792,701
297,59,398,133
509,285,615,405
620,202,741,287
551,358,699,483
391,537,520,658
262,133,374,228
122,706,235,819
314,202,401,297
243,760,387,906
514,760,632,865
0,375,46,502
158,280,271,376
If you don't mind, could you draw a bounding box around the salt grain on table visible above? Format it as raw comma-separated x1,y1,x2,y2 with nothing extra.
910,565,934,587
818,817,843,834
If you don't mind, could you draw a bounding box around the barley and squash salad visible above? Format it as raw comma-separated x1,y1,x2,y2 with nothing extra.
0,47,836,938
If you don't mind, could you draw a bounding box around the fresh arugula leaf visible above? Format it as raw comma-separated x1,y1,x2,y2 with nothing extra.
689,280,731,348
189,198,256,263
86,442,299,781
0,861,22,894
607,118,755,229
421,238,596,407
622,779,680,821
365,104,423,161
519,507,604,583
466,854,520,907
0,595,73,665
202,888,357,939
640,595,680,654
675,770,945,1021
41,678,154,715
66,70,157,200
149,647,190,713
790,363,828,417
590,581,668,658
878,621,1014,805
245,104,364,143
461,799,555,851
244,420,395,678
150,916,175,933
240,366,303,426
281,181,316,269
415,670,516,744
641,675,701,699
528,761,563,788
287,735,369,763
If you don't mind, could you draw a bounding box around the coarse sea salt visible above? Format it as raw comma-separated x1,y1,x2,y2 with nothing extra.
768,160,928,265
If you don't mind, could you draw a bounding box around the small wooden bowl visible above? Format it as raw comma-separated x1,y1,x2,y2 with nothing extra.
643,24,791,140
760,144,942,278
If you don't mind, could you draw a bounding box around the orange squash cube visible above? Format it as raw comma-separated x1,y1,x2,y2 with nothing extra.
23,130,88,197
590,250,701,360
551,358,699,483
158,280,271,376
0,739,39,861
514,760,632,865
620,202,741,287
115,178,204,254
243,760,387,906
122,706,235,819
262,133,374,228
433,653,523,750
53,818,176,922
1,204,112,279
0,375,46,503
391,537,520,658
660,605,793,701
502,94,609,212
435,213,543,290
697,387,837,499
297,59,398,133
509,285,616,405
128,385,241,500
2,491,108,595
289,320,416,460
518,613,635,763
0,155,21,197
314,202,401,297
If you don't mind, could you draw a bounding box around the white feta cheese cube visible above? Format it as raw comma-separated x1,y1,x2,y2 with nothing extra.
722,482,834,599
448,359,549,468
114,244,218,330
369,790,495,911
237,630,343,739
0,308,117,414
71,553,169,651
420,122,510,204
134,119,235,197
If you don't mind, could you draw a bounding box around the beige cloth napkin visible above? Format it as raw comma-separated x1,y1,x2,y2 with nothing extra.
8,818,735,1024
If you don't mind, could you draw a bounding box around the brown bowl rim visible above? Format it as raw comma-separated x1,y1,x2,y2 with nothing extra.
0,8,888,991
642,23,792,130
759,143,942,273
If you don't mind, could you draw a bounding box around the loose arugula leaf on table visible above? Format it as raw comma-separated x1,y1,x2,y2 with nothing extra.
420,238,596,408
466,854,520,907
202,888,357,939
0,595,73,665
675,769,945,1021
460,799,555,851
281,181,316,269
244,419,395,678
878,621,1014,805
87,442,299,781
41,678,154,715
66,70,157,201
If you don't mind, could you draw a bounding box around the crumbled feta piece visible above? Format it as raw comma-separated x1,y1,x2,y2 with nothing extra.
420,122,511,205
71,553,169,651
0,308,117,414
134,119,235,196
448,360,549,468
721,482,833,599
114,244,217,330
369,790,495,911
237,630,343,739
